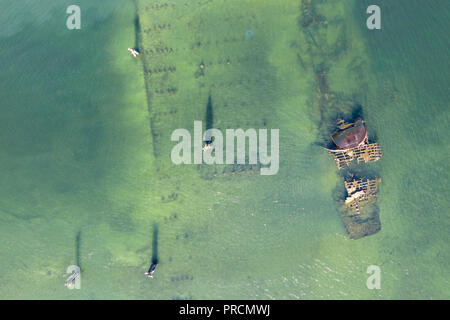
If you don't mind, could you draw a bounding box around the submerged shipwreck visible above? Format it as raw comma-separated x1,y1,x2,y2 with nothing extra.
326,119,382,170
325,119,383,239
340,177,382,239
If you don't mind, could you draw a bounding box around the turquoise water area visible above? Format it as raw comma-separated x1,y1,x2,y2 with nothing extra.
0,0,448,299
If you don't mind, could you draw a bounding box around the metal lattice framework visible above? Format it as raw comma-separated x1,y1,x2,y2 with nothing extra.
326,143,382,170
344,178,381,214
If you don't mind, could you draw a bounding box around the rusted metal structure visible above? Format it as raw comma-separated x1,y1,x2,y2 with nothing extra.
339,177,382,239
325,119,382,169
325,118,383,239
344,178,381,215
327,143,382,169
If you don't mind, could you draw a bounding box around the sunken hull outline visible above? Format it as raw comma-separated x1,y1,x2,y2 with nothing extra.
325,119,383,239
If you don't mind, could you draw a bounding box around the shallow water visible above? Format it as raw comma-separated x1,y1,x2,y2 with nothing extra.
0,0,448,299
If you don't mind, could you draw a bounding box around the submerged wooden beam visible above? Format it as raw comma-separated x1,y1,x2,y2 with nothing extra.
344,178,381,214
326,143,382,169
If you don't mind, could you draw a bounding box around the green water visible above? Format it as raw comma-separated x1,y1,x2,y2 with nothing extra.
0,0,448,299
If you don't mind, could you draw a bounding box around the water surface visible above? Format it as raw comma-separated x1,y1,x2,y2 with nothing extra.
0,0,448,299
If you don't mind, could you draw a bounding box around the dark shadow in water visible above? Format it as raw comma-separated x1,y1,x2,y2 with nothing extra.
348,104,364,123
332,176,347,203
205,93,214,131
151,224,159,264
204,93,214,142
133,14,141,51
131,0,157,157
76,231,82,269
